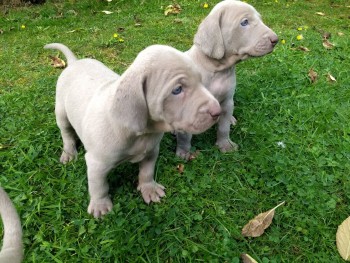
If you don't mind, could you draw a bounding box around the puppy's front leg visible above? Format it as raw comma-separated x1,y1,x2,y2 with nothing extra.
85,152,113,218
175,132,193,160
216,98,239,152
137,148,165,204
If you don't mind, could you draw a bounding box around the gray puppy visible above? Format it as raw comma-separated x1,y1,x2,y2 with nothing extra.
176,0,278,159
45,43,221,218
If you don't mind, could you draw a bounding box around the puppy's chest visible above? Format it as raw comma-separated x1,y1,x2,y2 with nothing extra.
204,70,236,102
127,134,162,163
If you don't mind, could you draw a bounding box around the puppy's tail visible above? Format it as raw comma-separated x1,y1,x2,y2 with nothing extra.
0,187,23,263
44,43,78,65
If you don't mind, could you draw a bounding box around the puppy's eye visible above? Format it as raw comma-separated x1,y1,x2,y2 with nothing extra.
240,19,249,27
172,86,183,95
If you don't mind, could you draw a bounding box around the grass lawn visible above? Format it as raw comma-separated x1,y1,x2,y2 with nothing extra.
1,0,350,262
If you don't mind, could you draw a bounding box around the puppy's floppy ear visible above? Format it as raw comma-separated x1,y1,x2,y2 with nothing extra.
113,73,148,133
194,10,225,59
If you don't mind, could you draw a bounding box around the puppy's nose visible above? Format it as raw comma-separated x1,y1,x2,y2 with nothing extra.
209,105,221,120
270,34,279,46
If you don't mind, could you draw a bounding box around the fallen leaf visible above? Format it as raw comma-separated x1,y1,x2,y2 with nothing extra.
242,201,285,237
177,164,184,174
188,150,200,161
296,34,303,40
327,73,336,82
322,32,331,40
298,46,310,52
337,216,350,261
323,39,335,49
164,4,181,16
49,55,66,68
308,68,318,83
101,10,113,14
338,32,344,36
134,23,142,27
241,253,258,263
316,12,326,16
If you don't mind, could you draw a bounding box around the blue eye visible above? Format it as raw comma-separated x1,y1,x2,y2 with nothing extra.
240,19,249,26
172,86,183,95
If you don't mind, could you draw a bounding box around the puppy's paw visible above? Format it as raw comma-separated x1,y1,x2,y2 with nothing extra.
230,115,237,126
216,139,239,153
176,148,191,160
88,197,113,218
137,181,166,204
60,150,77,164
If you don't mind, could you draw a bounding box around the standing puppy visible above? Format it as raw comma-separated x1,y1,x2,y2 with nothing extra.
45,43,221,218
176,0,278,159
0,187,23,263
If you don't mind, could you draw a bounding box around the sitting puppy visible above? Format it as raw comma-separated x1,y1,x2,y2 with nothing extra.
176,0,278,159
0,187,23,263
45,43,221,218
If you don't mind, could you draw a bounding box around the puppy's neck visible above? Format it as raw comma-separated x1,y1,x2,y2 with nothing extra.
188,46,246,73
136,120,173,135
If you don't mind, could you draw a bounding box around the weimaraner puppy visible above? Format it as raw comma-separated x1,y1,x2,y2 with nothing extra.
45,43,221,218
176,0,278,159
0,187,23,263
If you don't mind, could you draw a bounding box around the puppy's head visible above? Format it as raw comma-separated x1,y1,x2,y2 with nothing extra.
194,0,278,60
134,45,221,134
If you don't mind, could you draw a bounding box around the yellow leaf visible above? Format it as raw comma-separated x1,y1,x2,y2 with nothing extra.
241,253,258,263
327,73,336,82
337,216,350,261
164,4,182,16
338,32,344,36
242,201,285,237
323,39,335,49
308,68,318,83
49,55,66,68
316,12,325,16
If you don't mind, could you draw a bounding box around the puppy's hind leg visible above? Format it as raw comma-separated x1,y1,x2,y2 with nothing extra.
56,105,78,164
137,147,165,204
85,152,113,218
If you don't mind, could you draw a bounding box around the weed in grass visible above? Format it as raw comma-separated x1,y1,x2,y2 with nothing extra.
0,0,350,262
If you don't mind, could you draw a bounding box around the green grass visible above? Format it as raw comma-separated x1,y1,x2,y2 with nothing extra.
1,0,350,262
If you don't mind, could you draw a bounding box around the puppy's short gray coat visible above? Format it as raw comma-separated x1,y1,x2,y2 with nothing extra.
176,0,278,159
45,43,221,218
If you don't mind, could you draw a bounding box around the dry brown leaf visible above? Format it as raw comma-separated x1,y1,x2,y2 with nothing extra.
327,73,337,82
188,150,200,161
323,39,335,49
308,68,318,83
177,164,184,174
242,201,285,237
241,253,258,263
322,32,331,40
337,216,350,261
316,12,326,16
164,4,181,16
298,46,310,52
49,55,66,68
